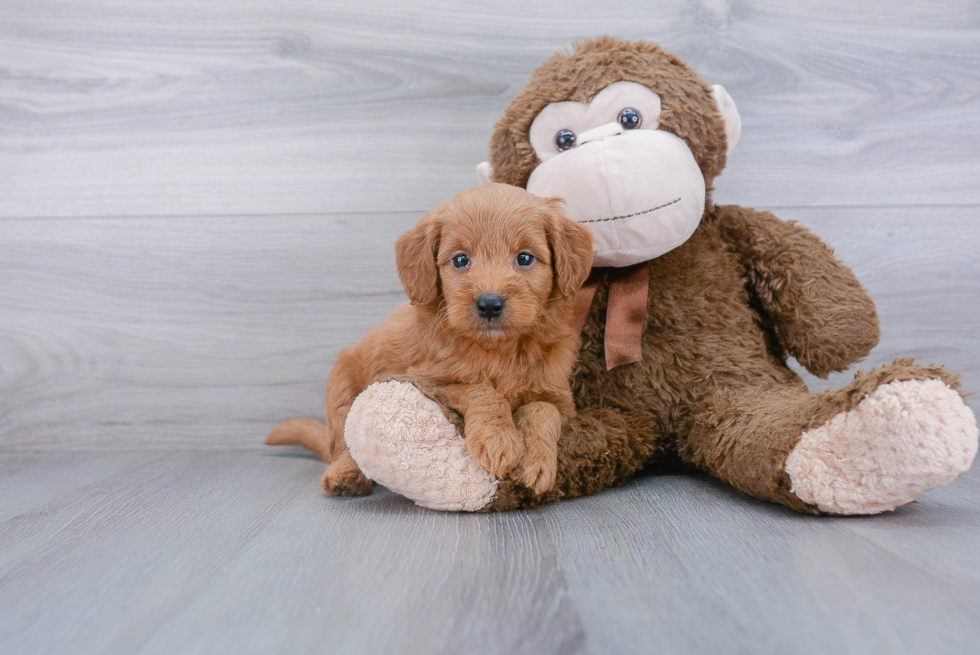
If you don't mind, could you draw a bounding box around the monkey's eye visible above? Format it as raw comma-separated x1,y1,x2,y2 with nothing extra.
618,107,642,130
554,129,576,151
451,253,470,269
515,252,535,268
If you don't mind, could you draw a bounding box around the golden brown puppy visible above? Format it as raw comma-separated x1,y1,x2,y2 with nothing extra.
267,183,593,497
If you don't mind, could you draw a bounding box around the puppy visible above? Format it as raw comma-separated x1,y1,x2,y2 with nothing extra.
267,183,593,496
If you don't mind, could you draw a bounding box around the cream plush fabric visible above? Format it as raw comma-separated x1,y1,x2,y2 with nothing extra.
345,381,497,512
785,379,979,514
526,129,706,267
711,84,741,157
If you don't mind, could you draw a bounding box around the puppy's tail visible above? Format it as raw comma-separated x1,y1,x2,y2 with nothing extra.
266,419,334,462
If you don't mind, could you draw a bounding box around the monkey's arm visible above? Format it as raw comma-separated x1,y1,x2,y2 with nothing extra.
714,204,880,378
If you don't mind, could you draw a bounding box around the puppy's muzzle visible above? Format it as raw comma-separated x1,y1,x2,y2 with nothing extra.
476,294,505,320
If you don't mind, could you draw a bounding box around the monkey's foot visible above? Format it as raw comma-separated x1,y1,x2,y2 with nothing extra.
785,379,978,515
344,381,497,511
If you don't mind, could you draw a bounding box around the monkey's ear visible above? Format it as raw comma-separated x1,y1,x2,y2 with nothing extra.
542,198,594,299
476,161,494,185
711,84,741,157
395,210,442,305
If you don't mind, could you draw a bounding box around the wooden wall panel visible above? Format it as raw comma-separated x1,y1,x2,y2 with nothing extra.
1,208,975,450
1,1,978,218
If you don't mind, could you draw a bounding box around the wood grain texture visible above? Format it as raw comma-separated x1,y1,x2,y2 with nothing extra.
0,451,977,655
0,0,978,218
1,207,976,450
1,3,978,653
542,470,980,655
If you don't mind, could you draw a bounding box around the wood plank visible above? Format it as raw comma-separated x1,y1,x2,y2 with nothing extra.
0,452,177,570
0,451,161,522
0,0,978,218
0,212,413,449
0,451,977,654
1,207,976,450
541,467,980,655
0,451,585,655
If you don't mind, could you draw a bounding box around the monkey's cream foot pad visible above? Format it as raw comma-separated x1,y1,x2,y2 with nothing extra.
345,380,497,511
786,379,979,515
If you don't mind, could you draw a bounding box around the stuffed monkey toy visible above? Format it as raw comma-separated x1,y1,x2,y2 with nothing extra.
313,37,979,514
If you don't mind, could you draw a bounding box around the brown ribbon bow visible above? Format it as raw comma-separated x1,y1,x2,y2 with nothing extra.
571,263,650,370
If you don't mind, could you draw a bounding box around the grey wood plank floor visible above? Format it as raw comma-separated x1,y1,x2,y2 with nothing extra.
1,1,979,653
1,451,978,655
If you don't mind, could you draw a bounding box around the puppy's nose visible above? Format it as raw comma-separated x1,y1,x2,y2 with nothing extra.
476,294,505,319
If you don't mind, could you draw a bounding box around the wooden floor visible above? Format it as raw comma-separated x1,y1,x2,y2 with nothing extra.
1,1,979,653
1,451,978,654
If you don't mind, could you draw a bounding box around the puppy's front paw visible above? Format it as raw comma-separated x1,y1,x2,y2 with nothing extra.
513,453,557,495
511,401,562,495
321,457,372,497
466,423,524,479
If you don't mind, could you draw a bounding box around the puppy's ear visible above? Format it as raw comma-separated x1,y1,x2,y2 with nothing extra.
395,209,442,305
542,198,593,299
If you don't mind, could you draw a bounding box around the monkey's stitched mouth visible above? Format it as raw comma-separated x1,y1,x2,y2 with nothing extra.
581,197,682,224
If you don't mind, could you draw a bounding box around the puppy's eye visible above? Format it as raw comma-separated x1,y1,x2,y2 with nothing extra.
618,107,641,130
554,129,576,151
451,253,470,269
515,252,535,268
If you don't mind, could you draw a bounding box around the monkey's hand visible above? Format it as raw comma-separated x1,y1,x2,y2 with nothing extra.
511,401,562,495
715,204,880,378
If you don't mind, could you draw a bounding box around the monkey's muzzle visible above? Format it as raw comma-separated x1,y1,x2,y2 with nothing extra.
527,129,706,267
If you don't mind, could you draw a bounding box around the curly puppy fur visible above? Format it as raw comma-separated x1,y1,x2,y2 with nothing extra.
267,184,593,496
470,37,969,512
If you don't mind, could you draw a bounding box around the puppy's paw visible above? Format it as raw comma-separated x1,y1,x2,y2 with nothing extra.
511,401,562,495
320,459,373,497
513,453,557,495
466,423,524,479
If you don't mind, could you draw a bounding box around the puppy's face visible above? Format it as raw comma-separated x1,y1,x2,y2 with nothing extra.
395,184,593,343
437,197,554,340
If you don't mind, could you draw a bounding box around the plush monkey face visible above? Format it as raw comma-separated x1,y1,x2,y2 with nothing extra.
525,81,710,266
480,37,741,267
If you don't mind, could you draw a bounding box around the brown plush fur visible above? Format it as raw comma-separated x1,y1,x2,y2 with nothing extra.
443,37,962,512
267,184,593,496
